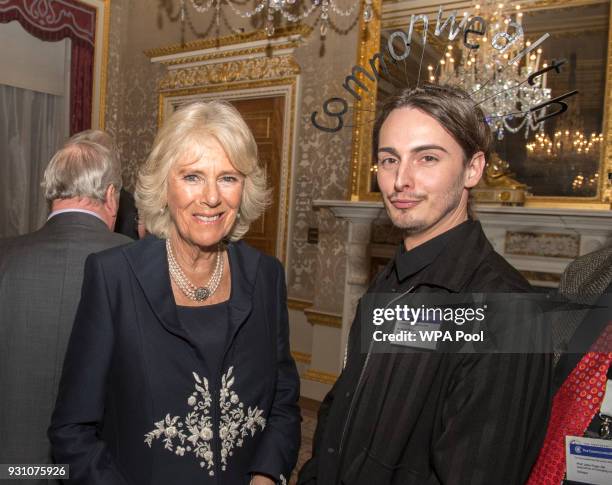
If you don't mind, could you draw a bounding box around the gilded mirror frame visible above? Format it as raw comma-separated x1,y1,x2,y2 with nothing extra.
348,0,612,208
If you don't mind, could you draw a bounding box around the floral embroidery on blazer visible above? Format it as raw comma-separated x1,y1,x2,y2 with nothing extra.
145,367,267,476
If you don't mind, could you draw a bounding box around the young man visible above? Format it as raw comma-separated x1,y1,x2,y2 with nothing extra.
298,85,551,485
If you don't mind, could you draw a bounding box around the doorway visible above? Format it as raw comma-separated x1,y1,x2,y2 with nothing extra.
230,96,285,257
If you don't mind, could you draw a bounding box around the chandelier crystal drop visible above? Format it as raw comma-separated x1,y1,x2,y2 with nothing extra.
432,1,552,140
170,0,371,39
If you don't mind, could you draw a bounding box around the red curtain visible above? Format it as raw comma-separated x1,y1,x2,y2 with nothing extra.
0,0,97,134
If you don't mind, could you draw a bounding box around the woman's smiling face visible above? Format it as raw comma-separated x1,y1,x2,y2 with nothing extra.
166,136,244,249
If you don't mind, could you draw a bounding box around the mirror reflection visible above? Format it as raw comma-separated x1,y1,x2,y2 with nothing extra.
375,1,609,198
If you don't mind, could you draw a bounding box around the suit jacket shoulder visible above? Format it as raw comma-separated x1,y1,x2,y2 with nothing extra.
560,245,612,297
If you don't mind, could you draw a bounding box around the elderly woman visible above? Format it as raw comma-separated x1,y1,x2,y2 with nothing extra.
49,101,301,485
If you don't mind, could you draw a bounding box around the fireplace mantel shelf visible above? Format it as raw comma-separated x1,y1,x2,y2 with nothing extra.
313,199,612,219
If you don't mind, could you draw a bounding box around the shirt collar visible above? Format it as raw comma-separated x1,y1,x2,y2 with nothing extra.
47,208,105,223
393,219,474,283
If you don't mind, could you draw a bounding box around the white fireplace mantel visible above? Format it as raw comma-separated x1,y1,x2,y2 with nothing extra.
315,200,612,284
314,198,611,354
314,199,612,233
312,199,384,221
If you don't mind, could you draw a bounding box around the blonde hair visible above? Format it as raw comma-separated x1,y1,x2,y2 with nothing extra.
135,100,269,241
42,141,122,202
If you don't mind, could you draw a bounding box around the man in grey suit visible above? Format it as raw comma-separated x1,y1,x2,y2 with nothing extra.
0,136,132,478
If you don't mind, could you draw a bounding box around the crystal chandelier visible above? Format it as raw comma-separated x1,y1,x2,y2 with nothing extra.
433,1,551,140
526,126,603,195
526,130,603,159
571,172,599,193
524,102,603,195
164,0,373,38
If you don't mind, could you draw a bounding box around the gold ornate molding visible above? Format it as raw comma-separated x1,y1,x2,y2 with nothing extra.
144,24,312,58
349,0,382,202
287,298,313,311
154,42,300,67
601,3,612,205
530,0,609,10
98,0,111,129
291,351,312,365
303,308,343,328
159,56,300,91
524,4,611,209
350,0,612,208
303,369,338,385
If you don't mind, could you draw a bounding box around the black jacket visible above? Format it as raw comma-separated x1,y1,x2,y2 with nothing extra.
299,221,552,485
49,237,300,484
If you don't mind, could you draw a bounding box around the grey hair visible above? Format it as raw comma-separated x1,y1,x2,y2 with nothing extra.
135,100,270,241
67,129,119,166
42,140,123,202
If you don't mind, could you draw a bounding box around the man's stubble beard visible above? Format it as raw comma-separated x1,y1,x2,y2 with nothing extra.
383,176,465,235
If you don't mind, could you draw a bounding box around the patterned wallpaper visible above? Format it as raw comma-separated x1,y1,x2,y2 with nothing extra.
104,0,171,191
103,0,124,146
289,32,358,310
103,1,360,312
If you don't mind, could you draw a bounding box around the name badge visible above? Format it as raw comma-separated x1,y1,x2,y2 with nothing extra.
566,435,612,485
391,319,440,350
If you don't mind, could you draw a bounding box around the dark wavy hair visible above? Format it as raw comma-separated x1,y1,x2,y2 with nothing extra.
372,84,493,166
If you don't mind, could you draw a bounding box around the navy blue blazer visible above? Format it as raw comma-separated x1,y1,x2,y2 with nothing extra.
49,237,301,485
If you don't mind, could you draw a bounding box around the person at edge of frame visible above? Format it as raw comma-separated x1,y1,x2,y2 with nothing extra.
527,244,612,485
0,138,131,485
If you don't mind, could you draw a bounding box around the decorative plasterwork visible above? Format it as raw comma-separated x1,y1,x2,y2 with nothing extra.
158,56,300,91
151,42,301,69
144,24,312,58
505,231,581,259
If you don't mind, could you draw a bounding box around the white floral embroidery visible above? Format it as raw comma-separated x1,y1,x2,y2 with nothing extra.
218,366,266,471
280,474,287,485
145,371,215,474
144,367,266,475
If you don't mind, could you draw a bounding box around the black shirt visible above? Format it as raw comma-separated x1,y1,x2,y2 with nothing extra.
177,302,229,378
394,220,470,283
298,220,552,485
